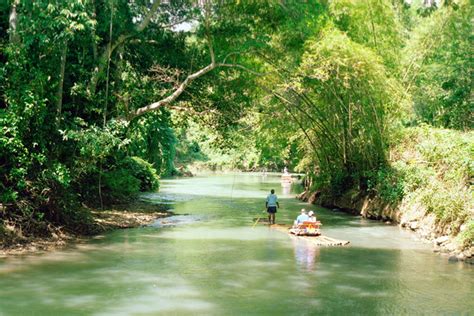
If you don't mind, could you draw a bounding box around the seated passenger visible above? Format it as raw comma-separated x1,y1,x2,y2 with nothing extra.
308,210,317,222
294,209,309,225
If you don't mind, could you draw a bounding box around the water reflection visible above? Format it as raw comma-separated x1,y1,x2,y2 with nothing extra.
281,182,291,195
292,237,320,272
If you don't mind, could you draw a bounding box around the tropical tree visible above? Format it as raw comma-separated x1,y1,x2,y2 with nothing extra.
403,0,473,130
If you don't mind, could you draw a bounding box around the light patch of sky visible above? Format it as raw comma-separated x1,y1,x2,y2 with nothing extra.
134,1,440,31
131,13,197,33
404,0,441,5
173,20,198,32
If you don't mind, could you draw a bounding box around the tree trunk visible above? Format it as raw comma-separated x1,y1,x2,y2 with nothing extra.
56,41,68,122
9,0,20,44
366,0,378,52
103,2,114,127
91,0,98,62
88,0,161,97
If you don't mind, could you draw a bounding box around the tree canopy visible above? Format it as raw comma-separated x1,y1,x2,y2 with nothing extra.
0,0,472,236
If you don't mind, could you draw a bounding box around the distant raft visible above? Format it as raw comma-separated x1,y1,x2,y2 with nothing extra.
281,174,293,186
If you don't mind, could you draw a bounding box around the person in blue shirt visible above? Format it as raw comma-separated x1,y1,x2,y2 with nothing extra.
265,189,279,224
295,209,309,225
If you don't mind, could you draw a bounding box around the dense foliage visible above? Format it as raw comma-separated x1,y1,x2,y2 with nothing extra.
0,0,326,237
403,2,473,129
173,0,472,248
0,0,472,247
0,0,196,236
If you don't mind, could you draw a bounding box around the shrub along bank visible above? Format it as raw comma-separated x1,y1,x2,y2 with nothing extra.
0,154,160,250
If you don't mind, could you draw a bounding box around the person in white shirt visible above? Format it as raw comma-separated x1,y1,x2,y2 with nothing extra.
295,209,309,225
265,189,279,224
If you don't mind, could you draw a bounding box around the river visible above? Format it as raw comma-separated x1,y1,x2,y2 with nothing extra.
0,173,472,315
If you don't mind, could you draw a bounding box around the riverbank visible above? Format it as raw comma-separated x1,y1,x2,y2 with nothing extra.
0,201,172,257
298,127,473,264
298,190,472,264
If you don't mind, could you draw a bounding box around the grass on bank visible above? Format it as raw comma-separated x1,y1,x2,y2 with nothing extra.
382,126,473,247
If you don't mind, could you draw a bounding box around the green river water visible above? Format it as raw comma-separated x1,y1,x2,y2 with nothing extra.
0,173,473,315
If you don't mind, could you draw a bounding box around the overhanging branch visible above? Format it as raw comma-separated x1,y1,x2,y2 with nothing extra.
130,51,270,120
132,62,217,119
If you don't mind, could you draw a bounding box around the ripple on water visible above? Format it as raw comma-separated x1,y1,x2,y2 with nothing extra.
156,226,289,242
141,192,194,202
149,214,207,227
94,296,215,316
92,274,216,315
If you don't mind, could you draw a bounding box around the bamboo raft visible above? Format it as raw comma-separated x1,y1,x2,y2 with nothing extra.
254,219,350,247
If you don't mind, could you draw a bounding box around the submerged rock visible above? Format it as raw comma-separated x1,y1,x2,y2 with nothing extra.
465,257,474,265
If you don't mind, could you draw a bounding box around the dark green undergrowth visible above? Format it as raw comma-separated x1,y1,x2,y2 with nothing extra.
102,156,160,202
0,153,160,240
